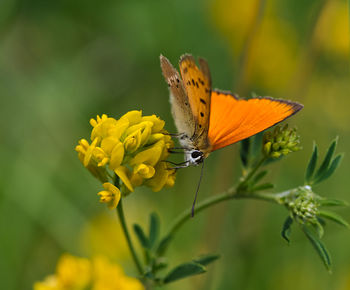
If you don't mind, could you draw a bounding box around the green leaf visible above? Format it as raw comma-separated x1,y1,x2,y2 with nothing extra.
163,262,206,284
240,138,250,168
318,198,349,207
149,212,160,248
153,258,168,271
311,220,324,238
192,254,220,266
281,216,293,243
302,226,332,272
305,142,318,184
314,138,337,182
133,224,149,249
252,183,274,191
156,235,173,256
314,154,343,185
318,210,350,229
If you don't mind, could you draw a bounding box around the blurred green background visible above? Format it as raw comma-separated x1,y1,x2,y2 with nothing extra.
0,0,349,289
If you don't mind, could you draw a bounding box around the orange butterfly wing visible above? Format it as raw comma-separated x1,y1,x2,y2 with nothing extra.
179,54,212,150
208,90,303,151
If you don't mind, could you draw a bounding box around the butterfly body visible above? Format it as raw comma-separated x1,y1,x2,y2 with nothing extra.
160,54,303,167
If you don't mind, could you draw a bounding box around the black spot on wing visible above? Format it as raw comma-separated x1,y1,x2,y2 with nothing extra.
200,98,206,104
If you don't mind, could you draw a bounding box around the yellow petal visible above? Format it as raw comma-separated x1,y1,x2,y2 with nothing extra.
134,164,155,179
130,140,164,167
108,118,130,140
83,137,99,167
100,137,120,156
142,115,165,133
123,129,142,153
146,133,165,145
145,162,169,192
109,142,125,170
114,166,134,192
120,110,142,126
124,121,153,146
91,118,118,140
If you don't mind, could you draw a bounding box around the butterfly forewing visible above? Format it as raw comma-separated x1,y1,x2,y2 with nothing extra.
208,90,303,151
160,55,196,140
179,54,212,151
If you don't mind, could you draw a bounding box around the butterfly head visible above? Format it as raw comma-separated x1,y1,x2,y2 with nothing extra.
187,149,204,166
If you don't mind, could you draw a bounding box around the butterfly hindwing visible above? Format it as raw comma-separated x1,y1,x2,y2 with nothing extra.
208,90,303,151
160,55,195,139
179,54,212,150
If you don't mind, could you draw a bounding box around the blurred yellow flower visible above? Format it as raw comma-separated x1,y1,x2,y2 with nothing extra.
80,213,130,262
34,254,144,290
314,0,349,57
93,256,144,290
34,254,91,290
75,111,176,209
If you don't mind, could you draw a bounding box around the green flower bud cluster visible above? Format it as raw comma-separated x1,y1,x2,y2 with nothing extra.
284,186,319,224
263,125,301,158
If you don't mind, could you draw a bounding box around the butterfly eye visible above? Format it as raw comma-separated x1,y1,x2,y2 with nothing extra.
191,150,202,159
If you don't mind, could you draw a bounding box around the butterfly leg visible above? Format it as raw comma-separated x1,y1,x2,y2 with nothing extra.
162,160,190,169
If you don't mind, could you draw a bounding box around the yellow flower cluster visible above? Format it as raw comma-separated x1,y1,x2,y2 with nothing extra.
34,254,144,290
75,111,176,209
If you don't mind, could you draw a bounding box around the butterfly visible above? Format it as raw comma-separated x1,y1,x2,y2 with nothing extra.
160,53,303,167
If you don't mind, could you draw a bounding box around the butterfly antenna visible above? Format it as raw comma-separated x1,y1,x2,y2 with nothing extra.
191,160,205,217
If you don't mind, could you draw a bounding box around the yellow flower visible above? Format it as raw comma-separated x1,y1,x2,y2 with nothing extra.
33,276,60,290
56,254,91,289
76,110,176,210
92,256,144,290
98,183,121,209
34,254,144,290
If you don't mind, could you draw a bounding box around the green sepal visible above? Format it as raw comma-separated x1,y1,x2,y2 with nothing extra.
305,142,318,184
318,198,349,207
149,212,160,248
302,226,332,272
281,216,293,243
133,224,150,249
192,254,220,266
313,138,337,182
163,262,206,284
314,154,343,185
318,210,350,229
156,235,173,256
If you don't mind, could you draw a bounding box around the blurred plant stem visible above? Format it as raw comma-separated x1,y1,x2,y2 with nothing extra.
165,187,279,239
116,195,144,275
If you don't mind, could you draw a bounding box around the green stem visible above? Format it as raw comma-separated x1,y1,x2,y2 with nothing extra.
116,198,144,275
164,186,280,240
238,156,267,190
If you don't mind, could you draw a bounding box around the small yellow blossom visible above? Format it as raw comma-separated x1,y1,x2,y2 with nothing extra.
76,110,175,209
98,183,121,209
34,254,144,290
